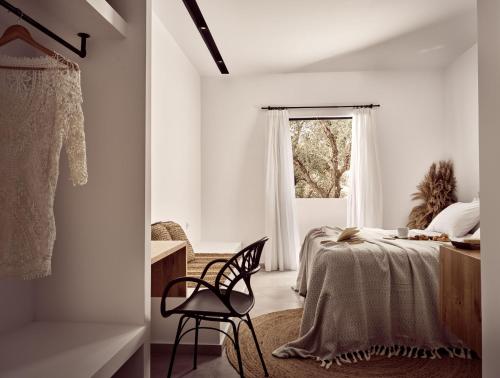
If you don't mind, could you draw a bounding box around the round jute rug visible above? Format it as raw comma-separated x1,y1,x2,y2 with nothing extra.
225,308,481,378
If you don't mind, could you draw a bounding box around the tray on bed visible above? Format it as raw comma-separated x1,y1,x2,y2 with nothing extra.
451,240,480,250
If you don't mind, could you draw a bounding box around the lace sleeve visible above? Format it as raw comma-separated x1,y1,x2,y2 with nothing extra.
60,69,88,186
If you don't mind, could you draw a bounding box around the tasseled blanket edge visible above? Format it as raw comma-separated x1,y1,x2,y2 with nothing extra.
314,345,473,369
22,270,51,280
0,270,51,280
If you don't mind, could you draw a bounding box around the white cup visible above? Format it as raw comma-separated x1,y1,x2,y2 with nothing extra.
397,227,409,238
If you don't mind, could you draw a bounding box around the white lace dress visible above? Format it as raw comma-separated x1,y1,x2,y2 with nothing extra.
0,55,88,279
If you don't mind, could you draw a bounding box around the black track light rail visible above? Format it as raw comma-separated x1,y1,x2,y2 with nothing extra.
182,0,228,74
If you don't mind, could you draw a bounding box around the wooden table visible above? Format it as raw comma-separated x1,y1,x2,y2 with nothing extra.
440,245,481,355
151,241,187,298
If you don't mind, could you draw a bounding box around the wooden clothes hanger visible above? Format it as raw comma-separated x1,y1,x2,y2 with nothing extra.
0,24,77,70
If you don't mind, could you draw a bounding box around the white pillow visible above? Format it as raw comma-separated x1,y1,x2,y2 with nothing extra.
472,227,480,239
426,201,480,237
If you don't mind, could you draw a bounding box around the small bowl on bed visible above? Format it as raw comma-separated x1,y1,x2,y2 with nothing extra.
451,240,480,250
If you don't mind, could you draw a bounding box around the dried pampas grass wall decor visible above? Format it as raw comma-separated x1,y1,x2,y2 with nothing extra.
407,160,457,229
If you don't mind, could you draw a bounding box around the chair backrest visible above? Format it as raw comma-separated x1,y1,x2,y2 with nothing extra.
215,237,268,315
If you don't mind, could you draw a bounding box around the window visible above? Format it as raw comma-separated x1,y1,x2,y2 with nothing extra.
290,118,352,198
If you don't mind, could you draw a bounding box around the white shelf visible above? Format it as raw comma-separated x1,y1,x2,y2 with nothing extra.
4,0,127,41
85,0,127,37
0,322,145,378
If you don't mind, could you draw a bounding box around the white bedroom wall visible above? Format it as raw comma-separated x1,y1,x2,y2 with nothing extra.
150,12,202,241
444,45,479,202
478,0,500,376
201,71,446,245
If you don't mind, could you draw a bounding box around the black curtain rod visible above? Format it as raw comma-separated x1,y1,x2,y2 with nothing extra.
290,116,352,121
261,104,381,110
0,0,90,58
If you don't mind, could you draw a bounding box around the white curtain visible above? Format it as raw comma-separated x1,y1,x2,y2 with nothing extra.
264,110,300,271
347,108,383,228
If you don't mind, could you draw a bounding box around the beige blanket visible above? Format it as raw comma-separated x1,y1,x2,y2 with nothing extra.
273,227,467,367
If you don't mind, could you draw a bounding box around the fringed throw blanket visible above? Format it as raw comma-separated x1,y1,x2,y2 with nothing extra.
273,227,468,367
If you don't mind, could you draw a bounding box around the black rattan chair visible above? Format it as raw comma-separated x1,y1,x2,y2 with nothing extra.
160,237,269,378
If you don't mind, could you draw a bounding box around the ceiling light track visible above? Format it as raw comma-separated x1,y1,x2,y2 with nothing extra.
182,0,229,74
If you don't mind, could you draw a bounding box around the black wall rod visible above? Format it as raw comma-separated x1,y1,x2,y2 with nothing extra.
290,116,352,121
0,0,90,58
262,104,381,110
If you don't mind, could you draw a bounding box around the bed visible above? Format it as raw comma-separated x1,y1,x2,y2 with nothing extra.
273,227,470,367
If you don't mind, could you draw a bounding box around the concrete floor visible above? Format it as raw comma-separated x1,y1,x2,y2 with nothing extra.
151,270,303,378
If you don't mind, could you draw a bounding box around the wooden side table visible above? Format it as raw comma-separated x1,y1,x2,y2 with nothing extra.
439,244,481,355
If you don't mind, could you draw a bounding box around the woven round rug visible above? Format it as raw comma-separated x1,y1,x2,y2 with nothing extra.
225,308,481,378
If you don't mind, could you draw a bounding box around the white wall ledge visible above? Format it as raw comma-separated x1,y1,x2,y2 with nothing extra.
86,0,127,37
2,0,128,42
0,322,145,378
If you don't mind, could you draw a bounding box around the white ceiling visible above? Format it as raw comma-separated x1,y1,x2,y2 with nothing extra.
153,0,477,76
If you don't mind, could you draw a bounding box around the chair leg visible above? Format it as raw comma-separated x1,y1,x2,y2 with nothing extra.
193,318,200,370
230,320,245,378
246,314,269,377
167,315,184,378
